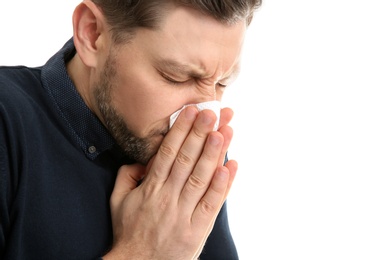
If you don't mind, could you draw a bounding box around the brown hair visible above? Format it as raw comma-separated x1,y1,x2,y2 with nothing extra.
91,0,262,43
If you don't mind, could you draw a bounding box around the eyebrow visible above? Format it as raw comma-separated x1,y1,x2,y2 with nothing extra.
156,59,207,79
156,58,240,83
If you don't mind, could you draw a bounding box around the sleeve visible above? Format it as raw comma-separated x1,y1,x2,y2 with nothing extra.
0,106,11,255
0,90,21,257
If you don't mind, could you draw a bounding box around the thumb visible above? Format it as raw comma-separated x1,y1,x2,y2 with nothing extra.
111,164,146,206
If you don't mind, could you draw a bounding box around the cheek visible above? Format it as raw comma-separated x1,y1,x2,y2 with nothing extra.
111,73,187,135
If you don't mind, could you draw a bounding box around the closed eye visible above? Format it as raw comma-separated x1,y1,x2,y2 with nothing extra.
217,82,228,88
161,71,229,88
159,73,187,85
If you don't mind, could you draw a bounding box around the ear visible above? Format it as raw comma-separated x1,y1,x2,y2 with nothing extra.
72,0,107,68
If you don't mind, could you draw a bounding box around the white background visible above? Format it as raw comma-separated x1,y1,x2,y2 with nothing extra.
1,1,390,259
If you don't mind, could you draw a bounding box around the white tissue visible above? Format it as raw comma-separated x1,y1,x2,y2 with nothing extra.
169,100,221,131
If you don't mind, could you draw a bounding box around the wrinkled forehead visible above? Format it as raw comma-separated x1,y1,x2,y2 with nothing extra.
151,5,247,78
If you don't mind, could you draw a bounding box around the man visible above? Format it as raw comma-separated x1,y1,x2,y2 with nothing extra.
0,0,261,259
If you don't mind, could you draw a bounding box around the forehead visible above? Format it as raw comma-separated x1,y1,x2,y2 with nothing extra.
132,5,247,78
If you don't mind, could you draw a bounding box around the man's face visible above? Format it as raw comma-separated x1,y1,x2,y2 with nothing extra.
94,6,247,164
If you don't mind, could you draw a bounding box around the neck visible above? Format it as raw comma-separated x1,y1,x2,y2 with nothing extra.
66,54,98,116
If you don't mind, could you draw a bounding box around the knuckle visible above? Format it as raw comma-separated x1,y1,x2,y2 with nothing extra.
188,174,207,190
199,199,216,215
176,151,193,166
159,143,176,159
192,126,206,140
173,120,188,133
158,193,170,211
202,148,216,162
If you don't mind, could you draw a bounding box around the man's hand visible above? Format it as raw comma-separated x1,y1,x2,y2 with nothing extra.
104,106,237,260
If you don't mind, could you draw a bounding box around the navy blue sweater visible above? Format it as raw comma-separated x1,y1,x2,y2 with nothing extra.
0,39,238,259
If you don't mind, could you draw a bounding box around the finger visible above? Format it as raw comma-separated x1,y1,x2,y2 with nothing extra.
177,130,224,213
222,159,238,197
194,160,238,257
190,166,231,228
196,161,238,237
110,164,146,208
218,107,234,130
217,124,233,166
143,106,198,187
167,110,218,198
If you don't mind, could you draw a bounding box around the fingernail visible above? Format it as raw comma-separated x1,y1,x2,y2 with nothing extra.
185,106,197,120
202,113,213,126
217,168,228,180
209,135,221,146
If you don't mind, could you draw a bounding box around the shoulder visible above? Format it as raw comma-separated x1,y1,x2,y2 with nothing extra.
0,66,46,185
0,65,41,83
0,66,46,147
0,66,42,100
0,65,43,115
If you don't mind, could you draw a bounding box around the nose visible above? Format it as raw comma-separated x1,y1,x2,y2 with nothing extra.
169,100,221,130
192,83,224,104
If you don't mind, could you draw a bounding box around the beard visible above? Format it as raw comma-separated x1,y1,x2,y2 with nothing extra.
93,51,158,165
